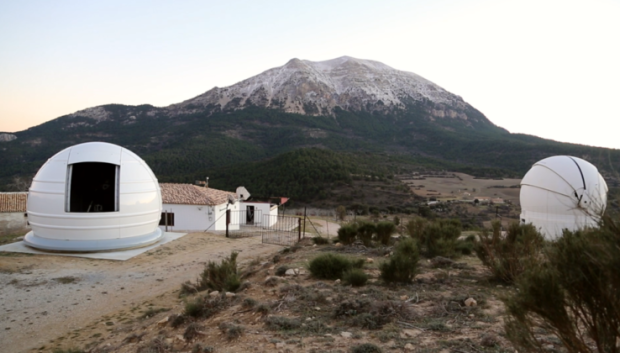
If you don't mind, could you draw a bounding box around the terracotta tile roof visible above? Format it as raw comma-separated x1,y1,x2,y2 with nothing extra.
0,192,28,213
159,183,235,206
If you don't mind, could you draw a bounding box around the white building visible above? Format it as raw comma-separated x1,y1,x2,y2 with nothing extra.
159,184,280,232
0,192,29,236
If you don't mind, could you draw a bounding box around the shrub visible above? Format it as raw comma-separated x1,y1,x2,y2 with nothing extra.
312,236,329,245
406,217,426,239
503,219,620,353
350,343,382,353
183,323,204,341
337,224,358,245
380,238,419,283
475,221,544,283
242,297,257,308
255,303,270,315
184,295,227,319
343,268,369,287
218,322,244,340
376,221,396,245
264,316,301,331
413,219,462,258
198,251,240,292
357,222,376,247
308,253,361,280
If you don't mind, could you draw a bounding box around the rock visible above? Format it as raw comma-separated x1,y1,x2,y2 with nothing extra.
400,295,408,301
464,297,477,307
306,317,312,321
404,343,415,351
335,242,342,247
313,244,317,247
275,342,286,348
325,297,333,302
285,269,297,276
298,270,306,275
175,334,185,342
543,344,555,350
157,317,169,326
225,292,236,298
402,329,422,338
340,331,352,338
334,279,341,284
314,307,321,311
430,256,454,267
480,333,499,347
209,290,219,297
366,258,374,263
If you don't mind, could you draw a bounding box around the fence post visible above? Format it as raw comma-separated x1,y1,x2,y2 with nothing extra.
226,209,230,238
303,207,307,239
298,217,301,241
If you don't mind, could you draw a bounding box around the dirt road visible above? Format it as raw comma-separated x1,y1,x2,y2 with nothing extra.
0,233,281,353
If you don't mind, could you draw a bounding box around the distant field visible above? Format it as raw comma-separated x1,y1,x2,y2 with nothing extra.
402,172,522,204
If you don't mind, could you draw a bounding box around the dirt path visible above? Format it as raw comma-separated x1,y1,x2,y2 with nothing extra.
0,233,282,353
307,218,341,238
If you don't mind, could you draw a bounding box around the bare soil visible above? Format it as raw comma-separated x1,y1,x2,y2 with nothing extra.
0,232,281,353
1,230,518,353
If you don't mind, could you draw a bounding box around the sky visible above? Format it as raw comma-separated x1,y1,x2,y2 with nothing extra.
1,0,619,149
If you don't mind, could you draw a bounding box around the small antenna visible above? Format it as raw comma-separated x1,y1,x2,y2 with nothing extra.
205,176,209,188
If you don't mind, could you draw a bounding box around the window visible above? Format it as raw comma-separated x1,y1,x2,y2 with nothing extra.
66,162,119,213
159,212,175,226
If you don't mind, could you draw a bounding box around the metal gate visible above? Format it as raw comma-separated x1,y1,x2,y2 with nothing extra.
225,209,263,238
261,214,302,246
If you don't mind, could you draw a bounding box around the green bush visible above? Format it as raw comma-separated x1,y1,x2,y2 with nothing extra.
308,253,362,280
198,251,241,292
357,222,376,247
337,224,358,245
376,221,396,245
312,236,329,245
405,217,426,239
343,268,369,287
475,221,544,283
503,219,620,353
412,219,462,258
380,238,419,283
219,322,244,340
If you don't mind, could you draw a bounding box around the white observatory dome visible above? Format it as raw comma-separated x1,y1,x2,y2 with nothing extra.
520,155,608,240
24,142,163,251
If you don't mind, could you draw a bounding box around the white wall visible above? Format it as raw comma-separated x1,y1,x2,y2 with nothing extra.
0,212,30,236
240,202,278,227
159,202,239,232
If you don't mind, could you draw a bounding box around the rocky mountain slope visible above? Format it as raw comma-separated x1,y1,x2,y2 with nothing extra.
170,56,485,124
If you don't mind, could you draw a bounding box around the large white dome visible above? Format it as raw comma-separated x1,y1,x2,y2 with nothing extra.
24,142,163,251
520,155,608,240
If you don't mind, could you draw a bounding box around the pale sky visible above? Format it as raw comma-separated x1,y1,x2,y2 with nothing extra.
1,0,619,149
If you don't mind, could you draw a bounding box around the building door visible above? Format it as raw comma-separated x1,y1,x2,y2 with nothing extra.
246,206,255,225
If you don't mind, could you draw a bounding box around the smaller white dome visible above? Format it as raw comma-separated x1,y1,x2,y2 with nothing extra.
520,156,608,240
24,142,163,251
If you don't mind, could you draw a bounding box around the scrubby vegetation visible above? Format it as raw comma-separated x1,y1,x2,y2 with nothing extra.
308,253,364,280
503,218,620,353
197,251,241,292
475,221,544,283
380,238,419,284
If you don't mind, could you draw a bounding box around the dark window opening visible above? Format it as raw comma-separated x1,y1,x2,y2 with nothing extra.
159,213,175,226
68,162,119,213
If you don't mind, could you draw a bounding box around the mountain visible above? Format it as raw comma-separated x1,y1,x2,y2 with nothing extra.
170,56,494,125
1,56,618,203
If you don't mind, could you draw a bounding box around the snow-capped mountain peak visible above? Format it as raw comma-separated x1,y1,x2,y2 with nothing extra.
169,56,473,121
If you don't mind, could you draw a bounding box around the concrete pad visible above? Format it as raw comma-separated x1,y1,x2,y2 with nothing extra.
0,231,187,260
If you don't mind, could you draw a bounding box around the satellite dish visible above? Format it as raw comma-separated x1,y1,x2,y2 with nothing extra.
227,194,236,205
520,155,608,240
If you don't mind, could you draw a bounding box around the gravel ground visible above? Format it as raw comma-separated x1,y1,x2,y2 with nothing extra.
0,232,282,353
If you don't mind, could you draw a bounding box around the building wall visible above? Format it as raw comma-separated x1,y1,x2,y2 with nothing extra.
0,212,30,236
240,202,279,226
159,202,240,233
